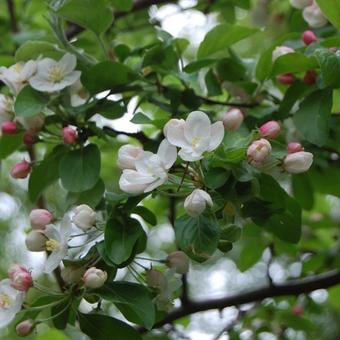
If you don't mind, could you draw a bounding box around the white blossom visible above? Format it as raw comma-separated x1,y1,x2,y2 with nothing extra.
0,60,36,95
29,53,81,93
0,95,13,124
117,144,144,170
272,46,295,62
164,111,224,162
43,215,72,273
303,2,327,28
69,80,89,107
289,0,312,9
0,279,25,329
119,139,177,194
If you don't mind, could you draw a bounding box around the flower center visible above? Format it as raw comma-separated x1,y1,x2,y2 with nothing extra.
48,65,64,83
13,63,23,73
191,136,202,148
45,239,60,252
0,294,12,309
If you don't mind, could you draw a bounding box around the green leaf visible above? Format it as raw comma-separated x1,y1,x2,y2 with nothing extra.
14,86,49,117
197,24,258,59
220,224,241,242
315,0,340,29
242,174,302,243
29,145,67,202
66,179,105,208
81,61,137,94
59,144,101,193
79,313,142,340
15,41,65,61
132,206,157,226
293,88,333,146
183,59,216,73
238,238,265,272
97,282,155,329
175,214,220,261
57,0,113,35
204,167,230,189
111,0,133,11
34,329,70,340
205,69,222,97
314,49,340,88
292,174,314,211
271,53,317,77
0,133,23,160
104,218,145,265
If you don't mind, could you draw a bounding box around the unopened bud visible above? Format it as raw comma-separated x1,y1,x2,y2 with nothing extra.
302,30,318,45
1,121,17,134
283,151,313,173
184,189,213,217
259,120,281,139
10,160,31,179
287,142,304,153
276,73,295,85
303,3,328,28
222,108,244,131
25,230,47,252
303,70,317,85
292,305,304,316
83,267,107,289
8,264,33,292
247,139,272,167
62,126,77,145
23,132,37,146
166,251,189,274
29,209,53,229
72,204,96,231
16,320,34,337
145,269,167,291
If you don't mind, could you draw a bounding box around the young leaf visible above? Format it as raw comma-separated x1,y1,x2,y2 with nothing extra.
293,88,333,146
175,213,220,261
79,313,142,340
14,86,49,117
197,24,258,59
0,133,24,160
315,0,340,30
56,0,113,36
97,282,155,329
59,144,101,193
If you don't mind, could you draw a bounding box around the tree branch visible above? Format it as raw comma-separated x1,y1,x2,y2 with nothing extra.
6,0,19,33
144,269,340,330
66,0,178,39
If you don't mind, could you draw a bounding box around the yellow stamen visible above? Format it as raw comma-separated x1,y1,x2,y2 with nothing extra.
48,65,64,83
191,136,202,148
45,239,60,252
0,294,12,309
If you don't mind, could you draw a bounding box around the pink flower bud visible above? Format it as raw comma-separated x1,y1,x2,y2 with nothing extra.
303,70,317,85
166,251,190,274
29,209,53,229
259,120,281,139
8,264,33,292
10,160,31,179
1,121,17,134
16,319,34,337
247,139,272,167
222,108,244,131
292,305,304,316
145,269,167,290
25,230,47,252
302,30,318,45
83,267,107,289
23,132,37,146
62,126,77,145
287,142,304,153
283,151,313,173
276,73,295,85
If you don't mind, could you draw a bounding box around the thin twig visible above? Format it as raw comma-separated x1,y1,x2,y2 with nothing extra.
6,0,18,33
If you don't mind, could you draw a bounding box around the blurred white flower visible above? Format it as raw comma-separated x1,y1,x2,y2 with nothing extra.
164,111,224,161
29,53,81,93
184,189,213,217
289,0,312,9
272,46,295,62
0,279,25,329
43,215,72,273
0,95,13,124
69,80,89,107
119,139,177,194
0,60,36,95
303,2,327,28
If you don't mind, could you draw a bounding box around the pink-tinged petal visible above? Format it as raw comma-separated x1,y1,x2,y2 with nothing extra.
157,139,177,169
208,121,224,151
184,111,211,143
164,119,190,148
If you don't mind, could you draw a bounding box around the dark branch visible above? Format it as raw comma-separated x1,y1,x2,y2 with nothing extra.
144,269,340,330
6,0,18,33
66,0,178,39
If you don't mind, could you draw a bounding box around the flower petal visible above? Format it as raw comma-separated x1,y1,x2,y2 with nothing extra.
184,111,211,143
144,177,167,192
207,121,224,151
157,139,177,169
119,169,155,194
178,148,203,162
164,119,190,148
59,53,77,74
